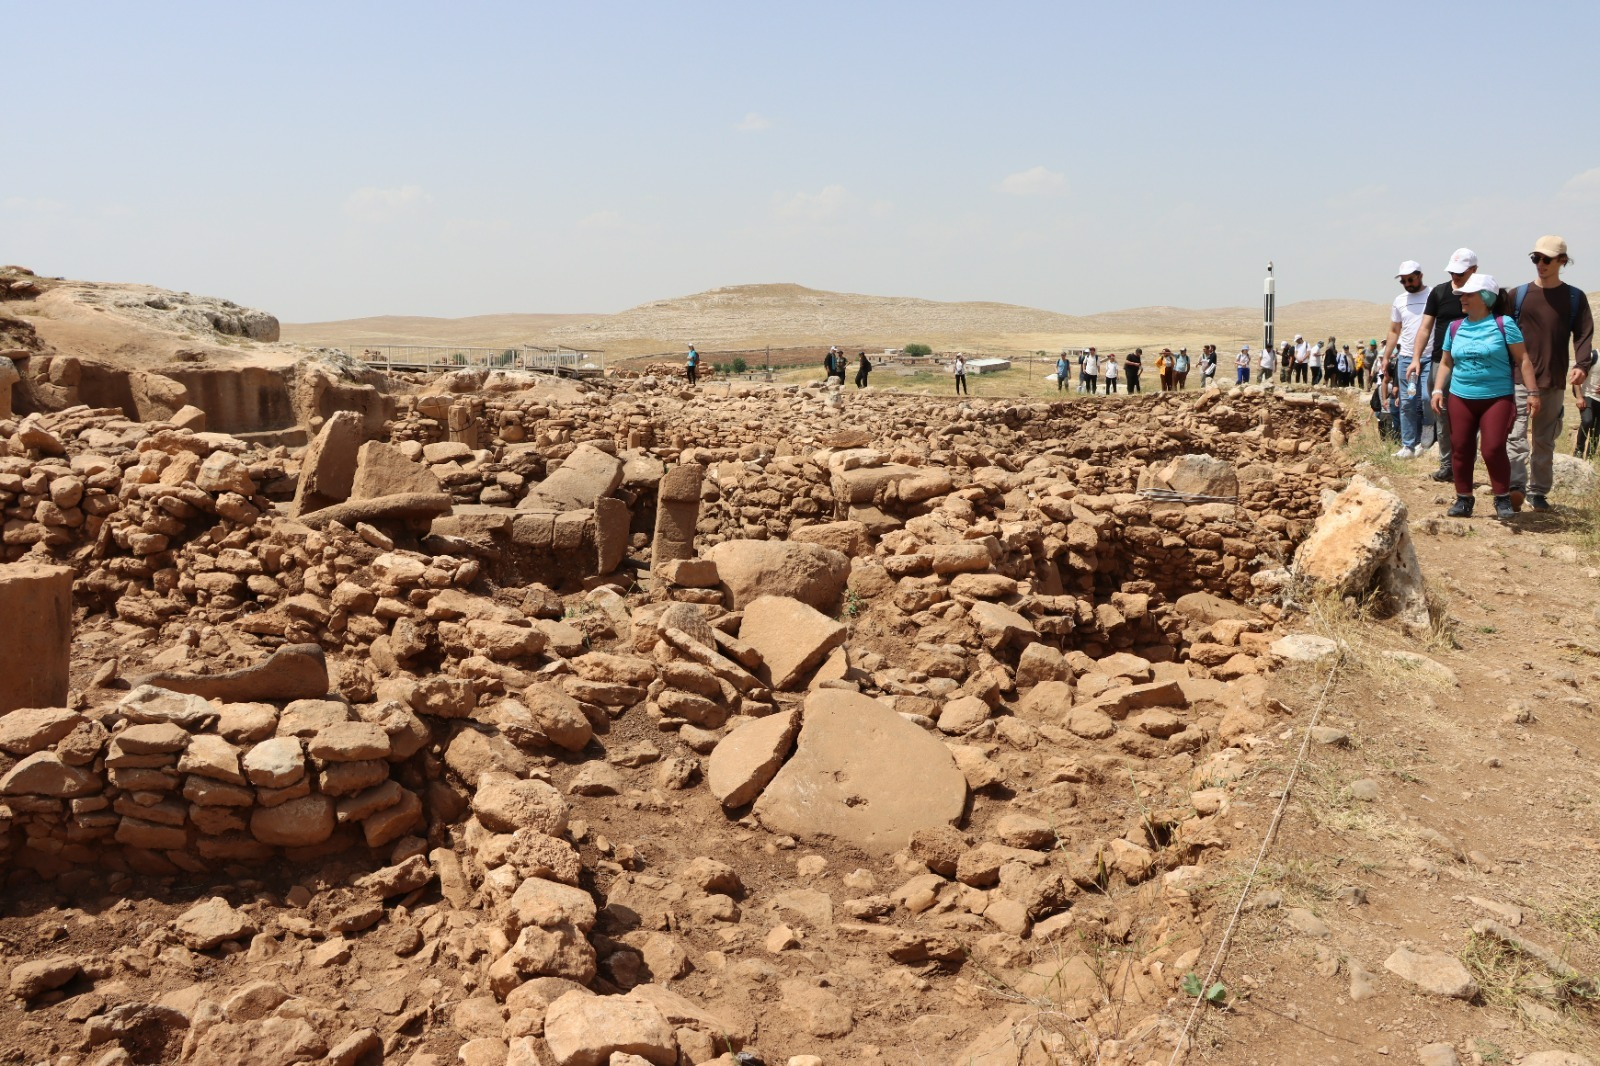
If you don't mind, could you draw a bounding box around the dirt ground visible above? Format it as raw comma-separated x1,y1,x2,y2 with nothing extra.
1176,411,1600,1066
6,380,1600,1066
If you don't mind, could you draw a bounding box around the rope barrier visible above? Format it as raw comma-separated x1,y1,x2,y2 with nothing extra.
1164,651,1344,1065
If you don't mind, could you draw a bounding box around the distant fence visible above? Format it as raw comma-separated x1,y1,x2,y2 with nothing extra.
357,345,605,375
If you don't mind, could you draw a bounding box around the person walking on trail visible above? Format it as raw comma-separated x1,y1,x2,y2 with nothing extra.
953,353,968,395
1575,367,1600,459
1102,351,1119,394
1079,349,1096,393
1200,345,1217,387
686,344,700,386
1235,344,1251,385
1082,348,1100,394
1174,348,1191,389
1056,352,1070,391
1432,273,1540,520
1124,348,1143,393
854,351,872,389
1381,260,1432,459
1503,235,1594,513
1257,341,1276,384
1410,249,1478,484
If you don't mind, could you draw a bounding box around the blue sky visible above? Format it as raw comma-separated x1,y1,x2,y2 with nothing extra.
5,1,1598,321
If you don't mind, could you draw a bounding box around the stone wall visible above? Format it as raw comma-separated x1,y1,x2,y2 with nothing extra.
0,685,428,876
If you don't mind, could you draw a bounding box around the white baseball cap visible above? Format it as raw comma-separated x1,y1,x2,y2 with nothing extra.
1395,260,1422,277
1452,272,1498,297
1445,248,1478,273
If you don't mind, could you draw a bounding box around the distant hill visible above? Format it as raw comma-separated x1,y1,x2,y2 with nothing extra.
283,283,1393,359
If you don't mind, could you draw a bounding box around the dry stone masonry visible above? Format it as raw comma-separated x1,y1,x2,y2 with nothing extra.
0,367,1451,1065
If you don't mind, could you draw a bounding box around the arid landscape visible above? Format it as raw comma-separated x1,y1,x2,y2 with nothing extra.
282,284,1394,363
3,266,1599,1066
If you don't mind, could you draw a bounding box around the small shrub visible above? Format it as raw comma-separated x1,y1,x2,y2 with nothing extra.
903,343,932,357
731,357,748,373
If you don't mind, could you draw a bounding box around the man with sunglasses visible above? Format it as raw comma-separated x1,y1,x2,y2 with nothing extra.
1408,248,1479,482
1381,261,1430,458
1504,236,1593,512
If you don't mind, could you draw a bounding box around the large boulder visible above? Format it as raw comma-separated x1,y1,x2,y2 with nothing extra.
519,443,624,513
1140,453,1240,498
753,689,967,853
703,540,850,612
738,595,846,690
543,989,677,1066
1292,475,1428,632
1551,453,1598,498
291,410,363,516
706,709,799,808
351,440,442,499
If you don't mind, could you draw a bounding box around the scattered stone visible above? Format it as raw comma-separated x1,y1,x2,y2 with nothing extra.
175,897,257,950
1383,947,1477,999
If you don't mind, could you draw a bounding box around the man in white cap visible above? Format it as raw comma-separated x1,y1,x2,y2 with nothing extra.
1407,248,1478,482
1381,260,1431,457
1502,235,1594,512
1293,334,1310,384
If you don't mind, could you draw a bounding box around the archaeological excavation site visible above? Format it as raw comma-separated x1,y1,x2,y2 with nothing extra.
5,266,1578,1066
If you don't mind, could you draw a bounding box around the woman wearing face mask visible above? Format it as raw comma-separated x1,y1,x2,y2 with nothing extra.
1432,274,1541,519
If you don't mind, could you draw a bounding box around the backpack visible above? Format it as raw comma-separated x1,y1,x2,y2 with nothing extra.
1511,283,1583,324
1447,315,1509,346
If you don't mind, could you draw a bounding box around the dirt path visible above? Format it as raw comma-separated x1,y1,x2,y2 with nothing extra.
1185,420,1600,1065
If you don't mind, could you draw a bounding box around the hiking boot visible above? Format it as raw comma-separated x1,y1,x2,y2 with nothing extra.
1430,465,1452,483
1528,493,1551,512
1446,495,1474,518
1509,489,1525,512
1494,495,1515,519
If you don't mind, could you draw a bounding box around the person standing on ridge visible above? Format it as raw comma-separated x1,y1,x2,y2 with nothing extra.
953,353,968,395
1124,347,1142,392
1258,341,1276,384
1502,235,1594,512
854,351,872,389
1174,348,1191,389
1056,351,1070,391
1235,344,1251,385
686,344,700,386
1102,350,1119,394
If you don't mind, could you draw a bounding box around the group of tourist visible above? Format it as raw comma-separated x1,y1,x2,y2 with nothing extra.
679,237,1591,524
1378,238,1593,518
1055,346,1221,393
1054,337,1391,395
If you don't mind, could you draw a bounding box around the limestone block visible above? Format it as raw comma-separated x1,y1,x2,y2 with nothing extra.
0,562,71,716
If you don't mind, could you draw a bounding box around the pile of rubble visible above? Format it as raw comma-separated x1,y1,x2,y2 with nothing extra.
0,373,1438,1064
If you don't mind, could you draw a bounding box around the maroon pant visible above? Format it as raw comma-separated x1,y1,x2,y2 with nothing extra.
1448,393,1516,497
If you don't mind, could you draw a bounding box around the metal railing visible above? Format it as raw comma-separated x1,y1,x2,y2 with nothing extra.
356,344,605,375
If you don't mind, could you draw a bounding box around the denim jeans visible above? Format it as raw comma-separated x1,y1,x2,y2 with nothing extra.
1396,354,1427,450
